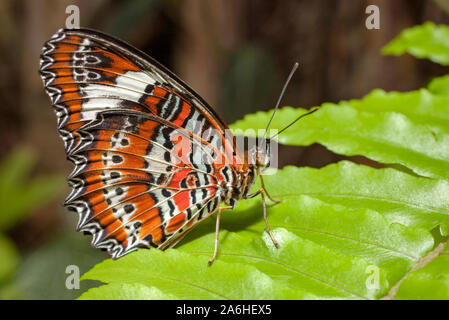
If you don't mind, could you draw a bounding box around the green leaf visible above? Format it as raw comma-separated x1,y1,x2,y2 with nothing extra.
80,282,179,300
382,22,449,65
0,233,19,284
79,162,447,300
0,148,64,231
428,75,449,96
80,249,308,300
396,242,449,299
259,162,449,235
231,88,449,180
346,89,449,130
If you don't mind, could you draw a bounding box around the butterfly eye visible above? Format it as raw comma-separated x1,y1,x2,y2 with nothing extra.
255,152,266,167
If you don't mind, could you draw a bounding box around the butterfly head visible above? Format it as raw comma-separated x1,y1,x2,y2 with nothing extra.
248,141,270,170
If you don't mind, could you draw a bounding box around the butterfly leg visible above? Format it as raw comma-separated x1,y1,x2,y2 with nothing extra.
208,205,232,265
244,189,279,248
260,189,279,248
260,174,281,203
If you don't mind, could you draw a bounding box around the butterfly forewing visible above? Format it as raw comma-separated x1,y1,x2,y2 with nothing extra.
40,28,242,258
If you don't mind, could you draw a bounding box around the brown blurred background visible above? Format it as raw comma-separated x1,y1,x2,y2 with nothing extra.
0,0,448,299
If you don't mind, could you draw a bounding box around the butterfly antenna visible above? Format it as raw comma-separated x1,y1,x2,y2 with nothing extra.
262,62,299,140
269,106,319,140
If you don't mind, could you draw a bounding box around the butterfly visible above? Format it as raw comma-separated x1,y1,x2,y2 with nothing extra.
39,28,316,264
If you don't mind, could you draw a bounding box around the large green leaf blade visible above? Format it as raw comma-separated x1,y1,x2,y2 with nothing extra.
78,163,446,300
178,197,433,299
80,249,308,300
258,162,449,235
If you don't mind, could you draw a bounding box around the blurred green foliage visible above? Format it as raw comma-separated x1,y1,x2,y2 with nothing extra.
107,0,160,37
15,232,105,300
0,149,63,230
0,148,64,299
